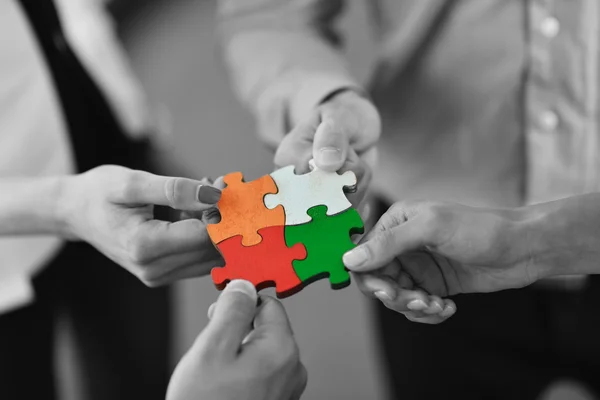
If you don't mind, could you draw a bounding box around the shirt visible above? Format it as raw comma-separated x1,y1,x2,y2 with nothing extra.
220,0,600,287
220,0,600,207
0,0,152,314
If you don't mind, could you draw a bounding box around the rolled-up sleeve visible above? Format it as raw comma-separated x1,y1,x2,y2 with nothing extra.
218,0,362,147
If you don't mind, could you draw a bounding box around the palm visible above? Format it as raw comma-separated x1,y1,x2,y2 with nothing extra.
395,250,539,297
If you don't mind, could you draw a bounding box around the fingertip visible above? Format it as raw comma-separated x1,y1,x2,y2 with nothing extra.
207,302,216,320
423,296,444,315
196,185,222,204
222,280,258,304
314,147,344,171
440,300,457,318
343,246,370,271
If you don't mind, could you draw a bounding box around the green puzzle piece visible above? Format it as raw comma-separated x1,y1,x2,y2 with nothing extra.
285,205,364,289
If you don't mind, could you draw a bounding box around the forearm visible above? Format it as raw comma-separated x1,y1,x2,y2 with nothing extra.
219,0,362,145
0,176,67,236
520,193,600,278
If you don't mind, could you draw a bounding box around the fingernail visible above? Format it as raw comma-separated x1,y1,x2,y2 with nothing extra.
343,247,369,269
197,185,222,204
225,280,257,302
207,302,216,319
374,291,392,301
318,147,342,166
407,299,428,311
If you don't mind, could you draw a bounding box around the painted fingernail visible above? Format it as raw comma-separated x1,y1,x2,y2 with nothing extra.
343,247,369,268
407,299,428,311
197,185,221,204
318,147,343,166
224,280,257,302
374,291,392,301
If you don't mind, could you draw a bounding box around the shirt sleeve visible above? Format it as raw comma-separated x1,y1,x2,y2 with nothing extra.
218,0,363,148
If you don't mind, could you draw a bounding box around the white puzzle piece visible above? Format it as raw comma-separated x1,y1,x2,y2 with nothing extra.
264,160,357,226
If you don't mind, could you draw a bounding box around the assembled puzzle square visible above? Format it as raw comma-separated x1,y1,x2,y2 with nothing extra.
207,161,364,298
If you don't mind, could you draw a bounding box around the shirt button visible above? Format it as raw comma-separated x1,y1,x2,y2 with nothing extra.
540,110,559,131
540,17,560,38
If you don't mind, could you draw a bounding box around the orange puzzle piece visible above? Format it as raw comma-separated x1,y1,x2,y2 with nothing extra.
207,172,285,246
211,226,307,298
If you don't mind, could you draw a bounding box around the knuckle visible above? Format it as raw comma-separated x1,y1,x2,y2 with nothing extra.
115,170,142,201
127,230,154,265
265,336,299,370
164,178,184,209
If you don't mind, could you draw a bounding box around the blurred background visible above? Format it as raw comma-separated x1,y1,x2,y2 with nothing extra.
54,1,593,399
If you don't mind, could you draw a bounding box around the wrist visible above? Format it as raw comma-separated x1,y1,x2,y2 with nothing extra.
53,175,79,240
514,199,590,280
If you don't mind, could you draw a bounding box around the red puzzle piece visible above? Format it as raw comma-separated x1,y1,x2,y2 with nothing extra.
211,225,307,298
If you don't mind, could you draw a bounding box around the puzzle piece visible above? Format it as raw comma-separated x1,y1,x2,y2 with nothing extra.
212,225,307,298
207,172,285,246
285,205,364,289
264,160,357,226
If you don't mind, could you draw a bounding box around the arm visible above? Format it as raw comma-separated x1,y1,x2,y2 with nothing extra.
343,194,600,324
219,0,360,147
219,0,381,207
0,177,67,236
0,166,222,286
167,280,307,400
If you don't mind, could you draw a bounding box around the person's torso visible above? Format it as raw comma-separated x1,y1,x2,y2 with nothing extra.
0,0,152,312
367,0,600,208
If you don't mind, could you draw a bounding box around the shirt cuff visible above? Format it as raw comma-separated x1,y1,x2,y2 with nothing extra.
0,276,35,315
288,74,363,126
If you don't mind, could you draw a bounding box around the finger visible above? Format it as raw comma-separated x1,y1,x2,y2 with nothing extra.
378,288,432,314
274,113,320,172
201,280,258,358
312,117,350,171
404,311,453,325
207,302,216,320
130,218,215,262
440,299,457,318
343,219,430,272
127,246,221,287
115,170,222,210
352,273,398,300
289,363,308,400
423,295,445,315
252,296,294,336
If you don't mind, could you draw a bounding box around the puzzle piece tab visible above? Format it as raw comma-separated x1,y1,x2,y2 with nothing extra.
207,172,285,246
264,161,357,226
285,205,364,289
212,225,307,298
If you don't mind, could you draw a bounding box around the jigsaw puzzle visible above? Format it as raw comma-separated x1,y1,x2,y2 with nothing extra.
206,172,284,246
264,160,357,225
207,161,363,298
212,226,307,298
285,205,364,289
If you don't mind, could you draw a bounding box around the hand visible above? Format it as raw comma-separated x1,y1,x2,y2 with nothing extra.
167,280,307,400
343,201,542,324
274,90,381,207
58,165,223,286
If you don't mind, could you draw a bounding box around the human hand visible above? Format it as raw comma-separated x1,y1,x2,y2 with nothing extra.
58,165,223,286
274,90,381,207
167,280,307,400
343,201,542,324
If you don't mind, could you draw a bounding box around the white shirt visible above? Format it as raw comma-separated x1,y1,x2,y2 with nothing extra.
0,0,152,314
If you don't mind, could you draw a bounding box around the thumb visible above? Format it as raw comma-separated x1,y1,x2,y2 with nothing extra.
274,113,320,173
253,296,294,337
343,219,430,272
115,171,221,211
312,118,350,172
201,280,258,357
